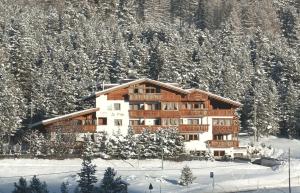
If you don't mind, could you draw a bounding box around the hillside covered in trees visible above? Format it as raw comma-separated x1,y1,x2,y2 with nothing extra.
0,0,299,140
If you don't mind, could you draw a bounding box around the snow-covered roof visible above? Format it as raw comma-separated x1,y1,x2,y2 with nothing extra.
186,88,241,107
29,108,99,128
84,78,189,99
84,79,241,107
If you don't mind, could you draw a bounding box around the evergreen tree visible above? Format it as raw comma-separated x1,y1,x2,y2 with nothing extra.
179,165,195,186
77,138,97,193
12,177,30,193
146,41,164,80
194,0,207,30
100,167,127,193
278,8,298,46
29,175,49,193
60,182,69,193
0,64,26,136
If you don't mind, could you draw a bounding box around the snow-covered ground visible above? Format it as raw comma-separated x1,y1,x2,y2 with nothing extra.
0,136,299,193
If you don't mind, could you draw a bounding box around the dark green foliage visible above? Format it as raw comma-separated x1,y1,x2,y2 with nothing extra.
60,182,69,193
100,167,127,193
12,177,30,193
77,139,97,193
29,175,49,193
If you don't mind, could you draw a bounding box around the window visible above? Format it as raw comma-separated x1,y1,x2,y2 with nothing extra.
146,102,160,110
214,151,225,157
162,118,179,126
212,118,232,126
154,119,161,125
180,119,183,124
114,103,121,110
145,84,160,93
82,119,95,125
187,119,199,125
182,103,192,110
129,119,144,126
129,103,144,110
146,87,156,93
194,102,204,109
114,119,122,126
213,134,229,140
162,102,178,110
188,134,198,141
98,118,107,125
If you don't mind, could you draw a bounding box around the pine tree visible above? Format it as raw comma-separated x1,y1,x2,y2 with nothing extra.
194,0,207,30
0,64,26,137
100,167,127,193
77,138,97,193
12,177,30,193
179,165,195,186
29,175,49,193
60,182,69,193
278,7,298,46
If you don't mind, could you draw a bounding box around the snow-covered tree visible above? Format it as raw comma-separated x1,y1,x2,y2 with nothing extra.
179,165,195,186
60,181,69,193
12,177,30,193
100,167,127,193
0,63,26,137
30,175,49,193
77,138,97,193
24,131,48,156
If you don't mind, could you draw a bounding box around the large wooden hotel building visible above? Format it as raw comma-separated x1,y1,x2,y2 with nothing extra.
31,79,245,157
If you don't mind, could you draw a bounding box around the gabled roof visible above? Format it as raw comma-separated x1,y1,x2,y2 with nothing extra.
30,108,99,128
83,78,241,107
186,89,241,107
84,78,189,99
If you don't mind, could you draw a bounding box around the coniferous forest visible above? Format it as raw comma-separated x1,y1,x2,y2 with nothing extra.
0,0,299,140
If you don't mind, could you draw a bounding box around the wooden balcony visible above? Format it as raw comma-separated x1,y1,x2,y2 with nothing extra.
131,125,172,134
208,140,239,148
208,109,235,116
129,110,180,118
129,93,162,101
179,124,209,133
212,125,239,134
179,109,208,117
46,124,96,133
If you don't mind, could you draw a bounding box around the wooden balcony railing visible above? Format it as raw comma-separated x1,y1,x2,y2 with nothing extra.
179,109,208,117
208,140,239,148
208,109,235,116
129,94,162,101
212,125,239,134
129,110,180,118
47,124,96,133
131,125,172,134
179,124,209,133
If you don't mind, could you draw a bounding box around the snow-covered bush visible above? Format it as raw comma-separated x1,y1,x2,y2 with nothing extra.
247,143,274,158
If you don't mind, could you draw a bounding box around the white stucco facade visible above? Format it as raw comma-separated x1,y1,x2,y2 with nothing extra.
96,95,130,136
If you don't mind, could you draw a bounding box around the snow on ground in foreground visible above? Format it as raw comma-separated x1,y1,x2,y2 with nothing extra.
0,158,300,193
0,136,299,193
